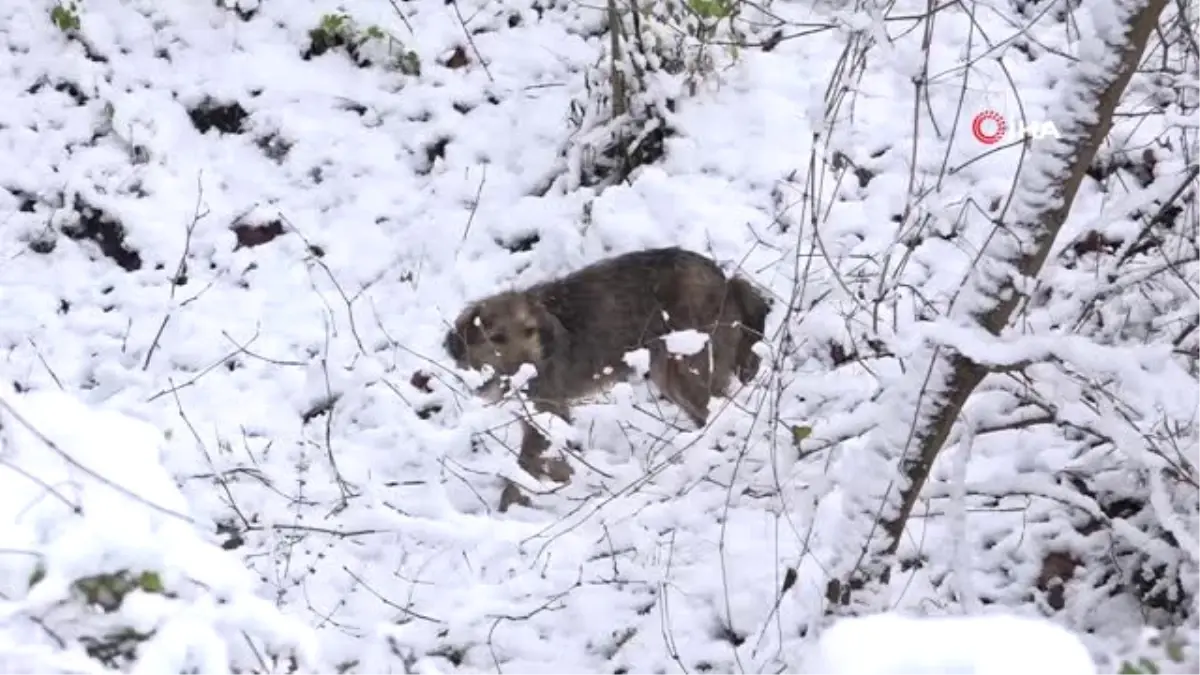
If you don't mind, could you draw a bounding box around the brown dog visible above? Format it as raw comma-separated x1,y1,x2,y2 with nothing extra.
443,246,771,510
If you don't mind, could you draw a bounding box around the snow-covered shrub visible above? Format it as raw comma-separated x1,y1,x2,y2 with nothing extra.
303,12,421,75
0,384,316,673
1109,625,1199,674
560,0,765,189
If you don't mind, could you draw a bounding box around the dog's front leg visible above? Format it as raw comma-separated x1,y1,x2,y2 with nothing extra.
498,381,575,512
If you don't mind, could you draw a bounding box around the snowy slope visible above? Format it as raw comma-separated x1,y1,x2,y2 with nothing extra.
1,0,1195,670
0,0,824,669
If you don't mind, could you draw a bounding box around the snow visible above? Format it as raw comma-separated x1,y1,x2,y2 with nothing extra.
0,0,1196,670
812,613,1097,674
622,347,652,376
0,384,315,672
663,329,710,357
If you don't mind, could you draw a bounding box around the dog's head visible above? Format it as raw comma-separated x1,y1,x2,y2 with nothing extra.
443,291,562,399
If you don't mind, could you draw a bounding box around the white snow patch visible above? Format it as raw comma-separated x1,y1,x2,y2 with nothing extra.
663,329,710,356
623,347,652,376
510,362,539,391
813,613,1098,674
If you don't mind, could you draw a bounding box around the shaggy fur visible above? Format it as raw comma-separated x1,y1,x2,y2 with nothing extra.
444,246,771,510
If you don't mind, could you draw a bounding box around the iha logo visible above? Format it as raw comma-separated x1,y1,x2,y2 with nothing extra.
971,109,1007,144
971,109,1060,144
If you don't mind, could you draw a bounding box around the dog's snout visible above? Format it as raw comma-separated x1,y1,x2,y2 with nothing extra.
444,330,466,363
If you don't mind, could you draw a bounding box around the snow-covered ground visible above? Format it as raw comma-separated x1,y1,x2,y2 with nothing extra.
812,613,1100,674
1,0,1196,670
0,385,316,673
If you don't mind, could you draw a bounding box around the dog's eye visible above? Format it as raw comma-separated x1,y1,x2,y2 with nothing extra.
524,326,537,337
489,333,508,345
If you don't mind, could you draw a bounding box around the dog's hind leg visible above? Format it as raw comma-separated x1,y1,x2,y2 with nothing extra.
649,343,712,429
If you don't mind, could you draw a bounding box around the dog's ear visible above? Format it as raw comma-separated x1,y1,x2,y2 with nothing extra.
444,327,466,362
457,307,483,344
532,301,565,360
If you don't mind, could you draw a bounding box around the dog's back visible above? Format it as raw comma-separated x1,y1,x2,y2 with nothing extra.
527,247,769,399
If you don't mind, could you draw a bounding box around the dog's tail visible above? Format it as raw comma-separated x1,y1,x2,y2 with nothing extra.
727,276,771,383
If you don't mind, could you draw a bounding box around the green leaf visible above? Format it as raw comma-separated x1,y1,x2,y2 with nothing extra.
319,12,350,37
687,0,732,19
790,424,812,444
136,570,165,594
1118,661,1143,674
396,50,421,76
1165,640,1185,663
70,569,163,610
50,4,81,32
